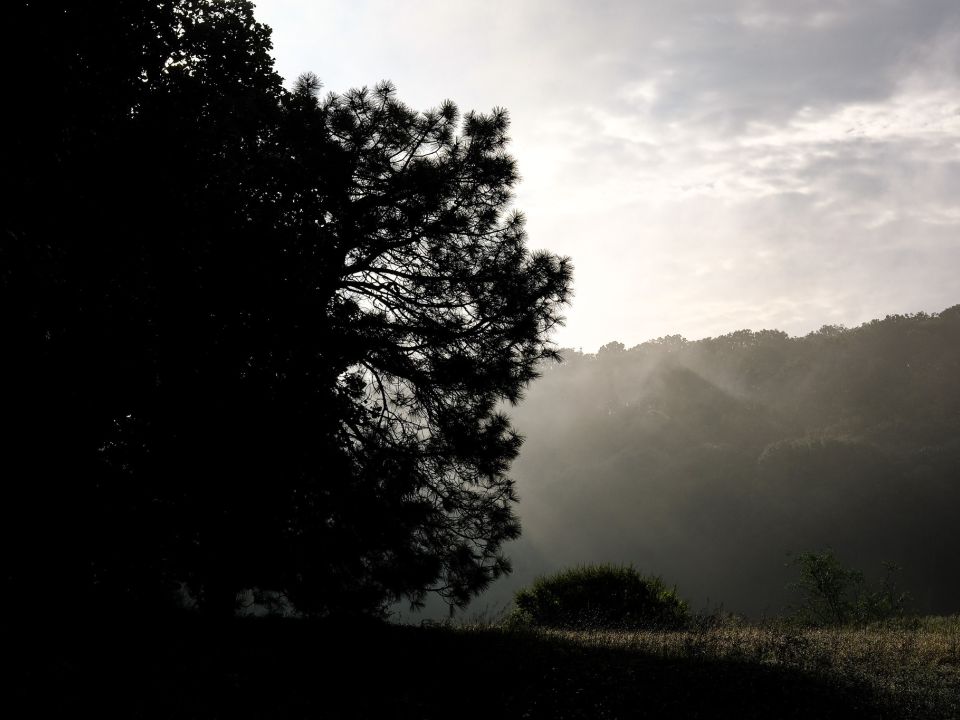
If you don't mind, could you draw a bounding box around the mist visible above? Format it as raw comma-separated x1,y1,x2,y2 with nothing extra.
445,305,960,619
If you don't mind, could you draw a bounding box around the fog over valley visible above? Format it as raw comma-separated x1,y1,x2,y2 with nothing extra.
433,305,960,619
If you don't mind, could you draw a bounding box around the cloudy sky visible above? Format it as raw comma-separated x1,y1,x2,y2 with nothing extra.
255,0,960,351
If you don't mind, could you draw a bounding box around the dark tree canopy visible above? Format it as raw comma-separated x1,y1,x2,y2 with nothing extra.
2,1,571,619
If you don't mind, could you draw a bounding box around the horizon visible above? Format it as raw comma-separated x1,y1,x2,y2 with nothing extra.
556,300,960,353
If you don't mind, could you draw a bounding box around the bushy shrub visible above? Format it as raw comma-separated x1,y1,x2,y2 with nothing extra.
511,564,689,630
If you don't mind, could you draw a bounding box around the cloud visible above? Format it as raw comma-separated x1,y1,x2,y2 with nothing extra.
254,0,960,349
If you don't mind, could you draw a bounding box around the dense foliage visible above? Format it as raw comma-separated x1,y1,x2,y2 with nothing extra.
2,1,570,618
512,565,689,630
503,307,960,616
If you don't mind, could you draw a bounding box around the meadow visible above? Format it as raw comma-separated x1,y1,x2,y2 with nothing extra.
9,613,959,718
533,616,960,718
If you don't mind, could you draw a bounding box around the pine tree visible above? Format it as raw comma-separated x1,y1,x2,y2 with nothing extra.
2,1,571,618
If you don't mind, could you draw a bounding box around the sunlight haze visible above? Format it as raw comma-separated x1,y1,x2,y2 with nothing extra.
255,0,960,351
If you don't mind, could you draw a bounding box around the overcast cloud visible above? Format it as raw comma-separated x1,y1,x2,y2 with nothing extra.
255,0,960,350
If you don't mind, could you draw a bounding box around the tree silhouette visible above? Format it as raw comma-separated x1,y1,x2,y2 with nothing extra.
2,1,571,619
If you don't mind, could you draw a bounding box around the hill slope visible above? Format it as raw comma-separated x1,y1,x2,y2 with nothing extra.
487,306,960,616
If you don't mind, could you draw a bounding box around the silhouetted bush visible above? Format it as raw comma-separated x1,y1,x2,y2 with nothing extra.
787,550,912,626
512,564,689,630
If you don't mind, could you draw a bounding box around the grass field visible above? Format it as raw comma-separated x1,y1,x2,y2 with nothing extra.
7,615,959,718
532,616,960,719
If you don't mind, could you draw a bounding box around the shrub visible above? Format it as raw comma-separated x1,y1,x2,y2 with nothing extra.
511,564,689,630
787,549,911,626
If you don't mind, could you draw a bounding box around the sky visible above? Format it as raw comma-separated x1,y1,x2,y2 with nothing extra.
254,0,960,352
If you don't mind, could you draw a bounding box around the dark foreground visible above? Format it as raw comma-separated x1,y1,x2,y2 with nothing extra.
6,616,958,719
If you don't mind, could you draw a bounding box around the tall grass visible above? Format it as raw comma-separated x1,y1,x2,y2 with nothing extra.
530,615,960,719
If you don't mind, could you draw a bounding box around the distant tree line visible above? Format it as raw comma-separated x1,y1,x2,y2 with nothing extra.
506,307,960,615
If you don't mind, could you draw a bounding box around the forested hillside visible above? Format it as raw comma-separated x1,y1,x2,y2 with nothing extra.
488,306,960,617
